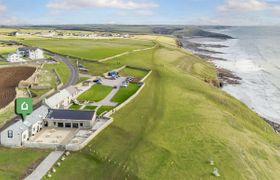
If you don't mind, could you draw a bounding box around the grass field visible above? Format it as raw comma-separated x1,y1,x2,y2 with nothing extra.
78,84,113,102
69,104,82,110
22,39,155,60
50,39,280,180
0,45,18,55
83,106,97,110
119,67,148,79
0,147,49,180
96,106,115,115
111,83,141,104
44,62,71,85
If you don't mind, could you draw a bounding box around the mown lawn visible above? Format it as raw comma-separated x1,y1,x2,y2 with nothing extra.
83,106,97,110
22,39,155,60
51,41,280,180
119,67,148,79
111,83,141,104
69,104,82,110
96,106,115,115
0,147,49,180
77,84,113,102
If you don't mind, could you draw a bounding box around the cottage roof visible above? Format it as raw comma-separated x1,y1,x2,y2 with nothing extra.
44,89,71,108
23,105,49,127
65,86,78,96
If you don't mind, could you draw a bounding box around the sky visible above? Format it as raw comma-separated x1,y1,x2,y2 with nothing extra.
0,0,280,25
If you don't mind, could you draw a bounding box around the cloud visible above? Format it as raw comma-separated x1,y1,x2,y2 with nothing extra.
47,0,158,10
0,3,6,13
218,0,267,11
218,0,280,12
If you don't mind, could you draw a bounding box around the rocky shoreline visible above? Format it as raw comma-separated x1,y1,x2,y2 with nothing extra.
181,38,241,86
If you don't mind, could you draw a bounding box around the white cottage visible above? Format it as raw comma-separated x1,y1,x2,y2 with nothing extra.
0,105,49,147
44,86,79,109
0,120,29,147
7,53,24,62
16,47,44,60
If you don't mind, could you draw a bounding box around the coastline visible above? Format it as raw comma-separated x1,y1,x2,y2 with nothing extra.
178,30,280,132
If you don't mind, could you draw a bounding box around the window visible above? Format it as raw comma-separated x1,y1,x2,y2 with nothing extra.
54,122,56,126
65,123,71,128
58,122,64,128
73,123,78,128
8,130,13,138
80,123,83,127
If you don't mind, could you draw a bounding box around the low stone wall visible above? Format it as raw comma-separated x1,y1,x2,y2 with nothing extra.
105,83,145,117
23,142,59,149
140,70,152,83
66,118,113,151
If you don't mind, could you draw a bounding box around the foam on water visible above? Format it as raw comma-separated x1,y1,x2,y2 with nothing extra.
188,27,280,123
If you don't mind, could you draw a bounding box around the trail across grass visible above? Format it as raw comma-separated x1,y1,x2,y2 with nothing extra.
78,84,113,102
22,39,155,60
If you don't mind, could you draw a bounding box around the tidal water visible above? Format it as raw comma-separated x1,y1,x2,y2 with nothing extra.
186,27,280,123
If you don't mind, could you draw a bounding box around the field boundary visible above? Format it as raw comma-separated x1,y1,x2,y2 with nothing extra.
104,70,152,117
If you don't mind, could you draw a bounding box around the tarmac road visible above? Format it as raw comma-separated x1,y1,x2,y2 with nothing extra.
53,55,79,88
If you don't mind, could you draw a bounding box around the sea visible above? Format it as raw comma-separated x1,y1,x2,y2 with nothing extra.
185,27,280,123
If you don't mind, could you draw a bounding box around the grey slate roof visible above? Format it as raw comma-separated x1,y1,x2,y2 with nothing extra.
46,109,95,121
23,105,49,127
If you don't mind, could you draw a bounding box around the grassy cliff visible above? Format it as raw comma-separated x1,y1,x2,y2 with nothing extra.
50,40,280,179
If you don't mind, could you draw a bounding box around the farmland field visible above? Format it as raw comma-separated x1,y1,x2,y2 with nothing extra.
0,67,35,109
22,39,155,60
51,40,280,180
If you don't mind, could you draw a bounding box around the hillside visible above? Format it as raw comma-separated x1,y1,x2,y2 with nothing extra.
48,40,280,179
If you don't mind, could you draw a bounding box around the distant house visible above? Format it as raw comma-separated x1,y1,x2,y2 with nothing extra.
44,86,79,109
7,53,24,62
16,47,44,60
0,105,48,147
45,109,96,129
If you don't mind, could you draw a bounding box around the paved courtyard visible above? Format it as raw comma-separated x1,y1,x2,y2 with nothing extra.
29,128,77,145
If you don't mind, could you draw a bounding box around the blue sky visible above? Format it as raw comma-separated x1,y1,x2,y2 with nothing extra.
0,0,279,25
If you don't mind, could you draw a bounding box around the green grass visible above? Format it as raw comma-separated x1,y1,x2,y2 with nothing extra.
83,106,97,110
119,67,148,79
69,104,82,110
51,41,280,180
111,83,141,104
97,106,115,115
44,62,71,85
22,39,155,60
78,76,89,83
0,147,49,180
30,89,50,97
0,45,18,55
77,84,113,102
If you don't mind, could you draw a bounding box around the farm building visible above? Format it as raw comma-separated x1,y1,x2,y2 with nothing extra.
45,109,96,129
44,86,79,109
0,105,49,147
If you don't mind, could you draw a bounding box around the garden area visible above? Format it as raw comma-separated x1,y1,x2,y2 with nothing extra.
77,84,113,102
